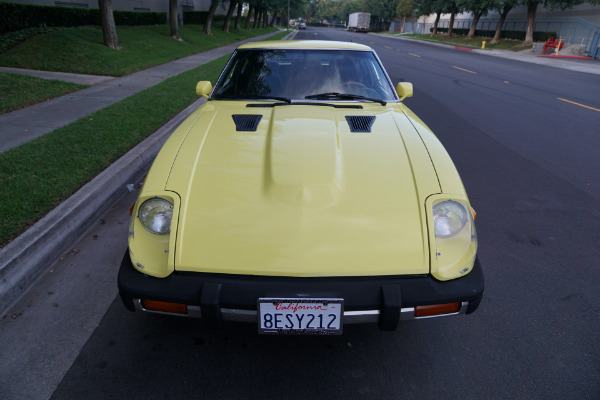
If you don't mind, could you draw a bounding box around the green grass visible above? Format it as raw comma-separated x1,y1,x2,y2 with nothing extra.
0,29,289,247
397,33,533,51
0,24,281,76
0,56,227,246
0,72,88,114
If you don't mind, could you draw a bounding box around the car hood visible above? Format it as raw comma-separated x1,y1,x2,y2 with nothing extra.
165,102,440,277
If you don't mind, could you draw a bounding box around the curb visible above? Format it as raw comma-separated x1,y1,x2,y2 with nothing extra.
0,97,206,314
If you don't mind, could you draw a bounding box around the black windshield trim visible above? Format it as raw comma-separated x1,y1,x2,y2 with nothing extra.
212,95,292,103
244,102,363,109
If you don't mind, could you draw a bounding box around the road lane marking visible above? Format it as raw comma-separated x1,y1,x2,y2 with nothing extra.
557,98,600,112
409,53,421,58
452,66,477,74
385,45,392,49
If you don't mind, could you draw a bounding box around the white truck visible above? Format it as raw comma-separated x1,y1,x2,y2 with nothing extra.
348,12,370,32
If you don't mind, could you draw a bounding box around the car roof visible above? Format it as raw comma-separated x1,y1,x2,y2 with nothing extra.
237,40,372,51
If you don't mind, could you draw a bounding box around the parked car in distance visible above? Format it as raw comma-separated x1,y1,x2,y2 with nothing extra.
118,40,484,335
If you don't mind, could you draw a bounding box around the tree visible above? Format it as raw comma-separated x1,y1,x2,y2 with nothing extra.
98,0,120,49
522,0,540,45
235,2,243,30
521,0,597,45
413,0,443,35
224,1,238,32
396,0,414,33
169,0,180,40
253,7,259,28
490,0,518,44
204,0,221,35
460,0,496,39
245,5,254,29
446,1,460,37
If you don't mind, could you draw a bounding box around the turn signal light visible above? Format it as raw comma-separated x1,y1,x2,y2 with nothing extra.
415,302,461,318
141,299,188,315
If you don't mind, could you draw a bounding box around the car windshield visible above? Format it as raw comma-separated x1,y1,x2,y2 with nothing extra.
211,49,397,101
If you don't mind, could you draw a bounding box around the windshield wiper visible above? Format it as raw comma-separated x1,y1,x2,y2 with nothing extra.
212,94,292,104
305,92,387,106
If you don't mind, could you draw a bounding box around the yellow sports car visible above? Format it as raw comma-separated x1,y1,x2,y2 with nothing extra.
118,40,483,334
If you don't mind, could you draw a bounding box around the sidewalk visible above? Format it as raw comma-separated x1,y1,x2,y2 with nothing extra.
0,30,288,313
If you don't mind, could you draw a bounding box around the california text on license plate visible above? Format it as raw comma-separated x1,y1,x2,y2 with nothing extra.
258,298,344,335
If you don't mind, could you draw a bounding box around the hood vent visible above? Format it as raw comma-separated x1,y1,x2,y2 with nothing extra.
346,116,376,133
232,114,263,132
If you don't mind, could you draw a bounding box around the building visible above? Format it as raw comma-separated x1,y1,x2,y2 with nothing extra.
393,2,600,51
7,0,226,23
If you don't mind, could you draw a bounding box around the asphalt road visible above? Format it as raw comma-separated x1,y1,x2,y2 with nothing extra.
1,28,599,400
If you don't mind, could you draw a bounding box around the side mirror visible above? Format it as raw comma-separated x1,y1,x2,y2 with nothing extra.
196,81,213,98
396,82,413,101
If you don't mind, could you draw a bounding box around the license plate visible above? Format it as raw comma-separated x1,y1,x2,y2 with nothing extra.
258,298,343,335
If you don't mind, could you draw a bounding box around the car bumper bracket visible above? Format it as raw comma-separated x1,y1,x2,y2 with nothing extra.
379,284,401,331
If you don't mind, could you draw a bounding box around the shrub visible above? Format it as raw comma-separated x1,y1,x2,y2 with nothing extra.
0,2,166,34
183,11,226,25
430,27,556,42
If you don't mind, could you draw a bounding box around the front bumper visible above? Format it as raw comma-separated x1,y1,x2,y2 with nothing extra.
118,252,484,331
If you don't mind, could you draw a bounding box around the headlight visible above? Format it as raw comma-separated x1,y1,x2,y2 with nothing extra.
433,200,467,238
138,198,173,235
429,198,477,281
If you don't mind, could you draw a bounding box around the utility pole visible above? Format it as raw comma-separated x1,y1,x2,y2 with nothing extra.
287,0,290,31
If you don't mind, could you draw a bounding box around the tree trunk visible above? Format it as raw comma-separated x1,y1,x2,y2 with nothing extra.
203,2,219,35
466,11,482,39
245,6,253,30
491,5,512,44
223,1,237,32
98,0,120,49
524,2,539,45
253,9,259,29
169,0,179,40
447,7,457,37
431,13,440,35
235,2,242,31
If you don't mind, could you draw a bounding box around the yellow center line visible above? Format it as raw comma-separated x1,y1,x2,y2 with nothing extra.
453,66,477,74
409,53,421,58
385,45,392,49
557,98,600,112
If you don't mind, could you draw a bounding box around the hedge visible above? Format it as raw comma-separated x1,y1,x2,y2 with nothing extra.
0,2,166,34
183,11,226,25
430,27,557,42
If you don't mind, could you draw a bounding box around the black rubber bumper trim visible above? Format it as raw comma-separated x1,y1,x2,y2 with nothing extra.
118,252,484,328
